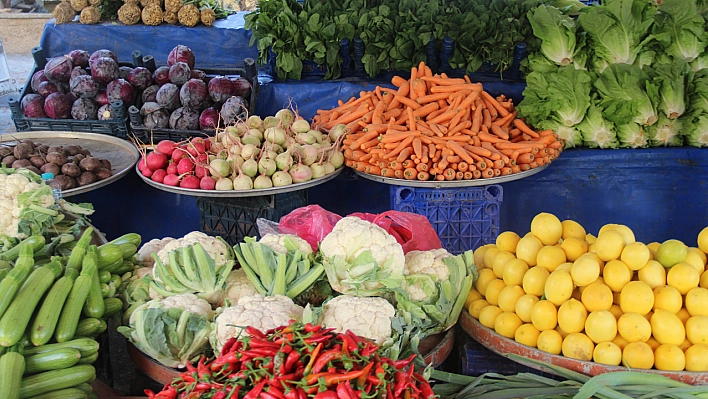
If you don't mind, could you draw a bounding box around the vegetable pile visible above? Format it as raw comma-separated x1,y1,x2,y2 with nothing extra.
144,321,435,399
466,211,708,372
313,62,564,182
520,0,708,148
137,108,344,191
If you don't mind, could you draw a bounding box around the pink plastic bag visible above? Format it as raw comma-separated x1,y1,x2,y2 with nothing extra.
348,210,442,253
278,205,342,251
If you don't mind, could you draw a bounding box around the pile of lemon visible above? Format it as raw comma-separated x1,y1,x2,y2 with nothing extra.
465,212,708,372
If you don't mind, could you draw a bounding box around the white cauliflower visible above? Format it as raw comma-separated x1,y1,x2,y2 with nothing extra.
403,249,453,301
221,269,259,306
157,231,231,267
160,293,213,317
259,233,313,256
319,217,405,294
211,294,304,352
136,237,176,268
319,295,395,345
0,173,54,238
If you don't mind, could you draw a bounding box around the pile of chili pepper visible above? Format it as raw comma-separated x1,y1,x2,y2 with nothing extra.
144,322,436,399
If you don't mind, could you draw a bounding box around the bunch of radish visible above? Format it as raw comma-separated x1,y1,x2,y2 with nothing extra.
136,108,346,190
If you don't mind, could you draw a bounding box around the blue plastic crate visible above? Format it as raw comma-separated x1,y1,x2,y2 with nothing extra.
390,185,502,255
459,333,555,377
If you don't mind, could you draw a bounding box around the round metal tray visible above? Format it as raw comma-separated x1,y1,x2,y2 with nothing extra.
0,131,140,197
459,309,708,385
136,163,343,198
354,164,549,188
128,328,455,386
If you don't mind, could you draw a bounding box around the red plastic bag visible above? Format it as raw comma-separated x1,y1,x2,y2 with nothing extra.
278,205,342,251
348,210,442,254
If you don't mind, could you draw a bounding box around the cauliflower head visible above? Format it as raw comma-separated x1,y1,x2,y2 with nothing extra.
0,173,54,238
319,217,405,295
136,237,176,268
157,231,232,267
221,269,259,306
211,294,303,352
404,249,452,280
160,293,212,317
319,295,395,345
259,233,313,256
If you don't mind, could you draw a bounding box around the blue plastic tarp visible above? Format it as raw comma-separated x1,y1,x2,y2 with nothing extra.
39,13,260,69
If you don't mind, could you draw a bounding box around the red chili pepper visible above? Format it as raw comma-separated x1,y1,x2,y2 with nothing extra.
281,344,293,354
250,339,283,349
244,379,268,399
345,380,361,399
297,387,308,399
246,326,267,339
366,375,380,386
304,343,323,375
185,361,198,374
356,362,374,388
242,348,280,358
304,334,332,345
285,388,299,399
386,384,394,399
304,323,321,333
144,385,178,399
284,350,301,373
312,350,344,374
267,385,286,399
261,392,280,399
221,338,238,355
314,390,339,399
212,392,227,399
337,382,352,399
393,371,407,397
197,356,210,379
181,392,203,399
195,382,212,391
272,373,297,387
340,334,357,354
403,388,412,399
392,354,418,370
413,373,435,399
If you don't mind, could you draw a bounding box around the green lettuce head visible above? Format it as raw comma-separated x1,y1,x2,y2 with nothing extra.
578,103,619,149
652,0,708,63
528,4,582,67
594,64,659,126
616,122,649,148
684,114,708,147
646,115,684,147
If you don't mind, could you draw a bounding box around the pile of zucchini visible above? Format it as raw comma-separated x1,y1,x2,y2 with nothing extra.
0,229,140,399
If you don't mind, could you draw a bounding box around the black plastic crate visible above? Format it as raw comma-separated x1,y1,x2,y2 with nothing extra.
267,38,355,80
196,190,308,246
129,58,260,144
8,46,131,139
439,38,528,81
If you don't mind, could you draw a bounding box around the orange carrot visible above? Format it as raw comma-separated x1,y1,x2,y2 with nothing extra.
394,169,404,179
517,153,535,164
397,147,413,163
482,109,492,129
412,102,440,119
412,138,423,159
416,162,429,172
403,167,417,180
512,119,540,138
419,76,467,85
428,109,457,125
417,171,430,180
381,168,395,177
448,121,471,136
412,78,428,98
385,135,415,159
430,84,483,93
394,95,423,110
446,141,475,165
416,93,452,104
478,132,506,143
391,76,407,87
490,124,510,140
492,111,517,127
481,91,510,118
409,67,419,101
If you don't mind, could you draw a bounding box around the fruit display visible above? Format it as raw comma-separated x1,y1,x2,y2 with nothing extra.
466,212,708,372
136,109,344,190
0,140,113,190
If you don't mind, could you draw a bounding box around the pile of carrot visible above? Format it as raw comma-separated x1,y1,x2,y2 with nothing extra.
312,62,564,181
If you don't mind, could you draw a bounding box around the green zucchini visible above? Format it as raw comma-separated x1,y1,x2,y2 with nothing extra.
73,319,101,338
0,236,45,262
0,261,61,347
0,260,12,269
65,228,93,272
76,351,98,365
0,268,9,283
112,260,135,276
0,345,25,399
26,387,87,399
97,271,111,284
72,383,92,394
116,242,137,260
96,244,122,270
82,250,104,319
18,365,95,399
24,349,81,375
105,233,141,249
23,339,98,358
0,260,33,321
54,270,94,343
13,244,35,269
109,274,121,289
102,298,122,318
30,269,79,346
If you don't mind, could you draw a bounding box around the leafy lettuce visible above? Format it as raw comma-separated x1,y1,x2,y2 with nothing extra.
616,122,649,148
684,114,708,147
578,103,619,149
594,64,659,126
650,58,691,119
652,0,708,63
540,120,583,148
528,4,582,67
646,115,685,147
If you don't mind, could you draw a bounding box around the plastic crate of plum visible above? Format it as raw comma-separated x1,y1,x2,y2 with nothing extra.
127,45,259,144
8,46,132,139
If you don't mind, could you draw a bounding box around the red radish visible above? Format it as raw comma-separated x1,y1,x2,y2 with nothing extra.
151,169,167,183
187,140,206,156
166,162,178,175
141,167,154,178
203,138,212,151
199,176,216,190
156,140,177,156
163,173,180,186
146,151,168,171
137,156,148,172
195,165,209,179
195,153,208,164
180,175,200,189
177,158,195,174
172,147,189,161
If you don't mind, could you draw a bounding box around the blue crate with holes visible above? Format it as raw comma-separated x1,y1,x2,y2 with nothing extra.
390,185,502,255
458,332,556,377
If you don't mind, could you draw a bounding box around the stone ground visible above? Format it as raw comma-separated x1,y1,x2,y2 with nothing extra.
1,53,35,134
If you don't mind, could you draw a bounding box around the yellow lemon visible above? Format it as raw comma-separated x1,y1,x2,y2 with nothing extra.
537,245,567,273
556,262,573,274
495,312,523,339
498,285,525,313
608,304,624,320
686,316,708,344
503,259,529,286
484,279,507,306
516,235,544,267
677,308,692,324
562,219,587,241
478,305,504,329
654,344,686,371
685,287,708,316
555,325,570,339
474,245,492,268
515,323,541,347
599,224,636,244
475,268,498,296
483,246,501,270
581,281,614,312
619,281,654,315
688,247,707,265
571,254,601,287
667,263,700,295
603,260,632,292
645,336,662,352
647,242,661,254
531,213,563,245
492,251,516,279
593,341,622,366
544,270,574,306
496,231,521,254
465,288,483,309
522,266,550,297
698,227,708,254
585,310,617,343
537,330,563,355
531,300,558,331
684,249,706,273
469,299,490,319
638,260,667,289
617,312,651,343
515,294,540,323
621,242,651,271
623,342,654,369
586,233,597,245
612,334,630,350
557,299,588,334
562,333,595,361
685,344,708,371
653,285,682,314
651,309,686,346
595,230,626,262
701,270,708,289
561,237,588,262
656,239,688,269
